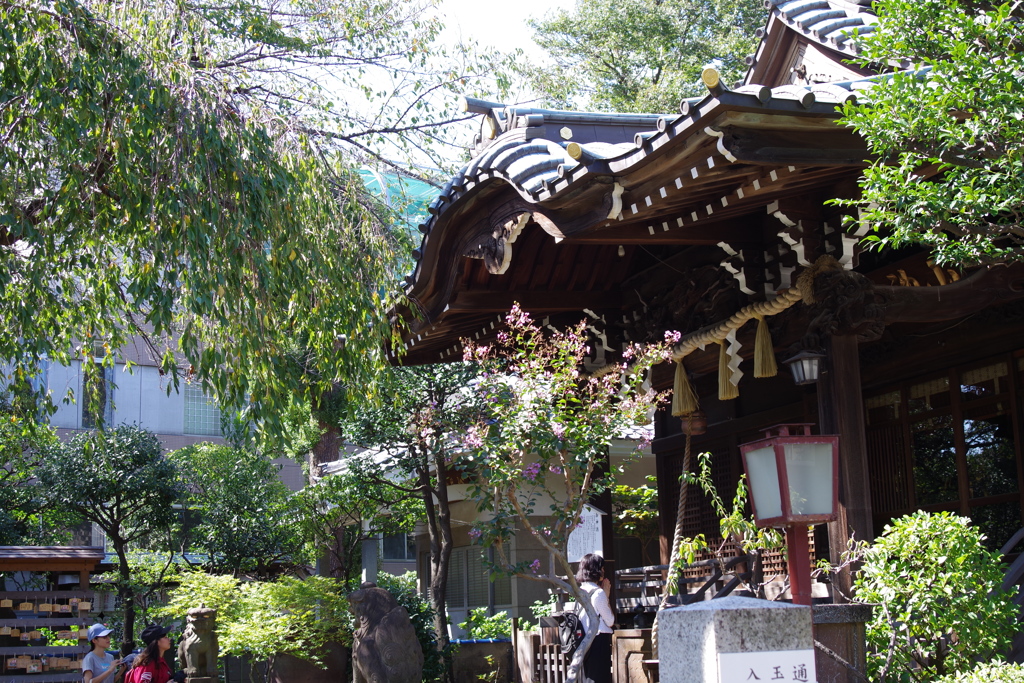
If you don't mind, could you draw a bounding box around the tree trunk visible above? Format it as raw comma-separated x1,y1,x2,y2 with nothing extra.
114,538,135,655
423,480,453,649
330,522,347,580
310,424,341,479
311,424,346,579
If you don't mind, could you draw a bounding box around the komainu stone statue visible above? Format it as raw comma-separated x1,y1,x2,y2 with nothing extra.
177,607,219,682
349,582,423,683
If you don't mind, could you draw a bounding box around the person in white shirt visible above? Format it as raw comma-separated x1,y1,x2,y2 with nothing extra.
82,624,122,683
576,553,615,683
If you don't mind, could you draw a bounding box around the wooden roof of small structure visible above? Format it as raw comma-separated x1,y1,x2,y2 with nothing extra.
0,546,105,573
393,0,886,365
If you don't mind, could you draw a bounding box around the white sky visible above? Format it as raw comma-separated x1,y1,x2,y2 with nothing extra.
435,0,575,63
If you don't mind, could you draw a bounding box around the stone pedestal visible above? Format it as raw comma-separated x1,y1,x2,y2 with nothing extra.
659,596,815,683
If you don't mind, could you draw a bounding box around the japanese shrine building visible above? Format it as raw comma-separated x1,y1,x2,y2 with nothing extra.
395,0,1024,595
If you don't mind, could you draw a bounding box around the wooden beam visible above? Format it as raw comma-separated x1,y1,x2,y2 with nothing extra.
0,561,97,572
723,129,870,166
881,262,1024,323
447,290,621,313
563,218,760,245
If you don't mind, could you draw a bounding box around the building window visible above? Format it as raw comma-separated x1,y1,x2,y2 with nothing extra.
81,364,113,428
445,546,512,610
382,533,416,561
184,382,222,436
864,352,1024,550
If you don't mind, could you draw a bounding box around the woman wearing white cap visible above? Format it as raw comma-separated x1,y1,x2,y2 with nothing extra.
82,624,122,683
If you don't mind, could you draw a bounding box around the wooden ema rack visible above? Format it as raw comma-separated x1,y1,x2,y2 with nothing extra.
0,546,106,682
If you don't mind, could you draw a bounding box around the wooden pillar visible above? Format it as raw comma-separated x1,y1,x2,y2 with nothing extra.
655,452,673,566
816,334,873,602
593,449,616,592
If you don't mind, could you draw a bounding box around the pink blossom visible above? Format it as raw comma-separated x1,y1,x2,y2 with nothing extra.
468,528,483,540
463,426,484,449
523,462,541,481
664,330,682,344
552,422,565,439
550,466,563,475
530,559,542,574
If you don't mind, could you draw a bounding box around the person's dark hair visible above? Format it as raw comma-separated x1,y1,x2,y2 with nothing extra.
575,553,605,583
132,640,162,669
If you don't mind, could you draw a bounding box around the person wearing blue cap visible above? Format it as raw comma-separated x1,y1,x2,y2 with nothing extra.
83,624,123,683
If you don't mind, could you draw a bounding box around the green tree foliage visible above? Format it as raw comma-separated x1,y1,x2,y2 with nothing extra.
0,392,68,545
458,608,513,640
170,443,300,577
855,511,1018,682
289,470,418,585
612,478,660,566
342,361,486,650
94,551,193,641
670,451,781,570
937,662,1024,683
528,0,765,112
463,306,671,680
164,572,352,676
36,425,181,651
0,0,508,442
839,0,1024,265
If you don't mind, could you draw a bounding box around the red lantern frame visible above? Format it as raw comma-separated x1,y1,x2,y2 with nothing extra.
739,424,840,606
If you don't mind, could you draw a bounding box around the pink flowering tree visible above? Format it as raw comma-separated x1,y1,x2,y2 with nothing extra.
462,306,673,681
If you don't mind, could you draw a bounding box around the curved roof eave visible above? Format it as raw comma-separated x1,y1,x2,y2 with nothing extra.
400,78,872,336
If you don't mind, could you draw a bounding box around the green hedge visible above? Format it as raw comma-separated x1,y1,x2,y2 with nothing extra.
936,662,1024,682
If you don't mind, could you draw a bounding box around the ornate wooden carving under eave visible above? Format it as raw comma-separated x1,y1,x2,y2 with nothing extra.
463,211,529,275
800,261,1024,348
462,195,615,274
804,267,887,347
618,264,745,344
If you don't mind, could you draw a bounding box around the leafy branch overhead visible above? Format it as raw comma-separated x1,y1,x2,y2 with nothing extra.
527,0,765,112
0,0,512,441
839,0,1024,265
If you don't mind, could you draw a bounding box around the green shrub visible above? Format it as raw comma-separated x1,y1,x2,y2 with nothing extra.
159,571,247,624
376,572,453,683
523,596,558,630
855,511,1017,682
936,662,1024,682
459,607,512,640
163,573,351,670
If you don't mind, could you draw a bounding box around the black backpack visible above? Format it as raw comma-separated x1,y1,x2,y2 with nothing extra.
555,609,585,656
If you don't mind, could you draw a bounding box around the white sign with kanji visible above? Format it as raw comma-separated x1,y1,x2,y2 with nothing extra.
566,505,604,562
719,649,816,682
